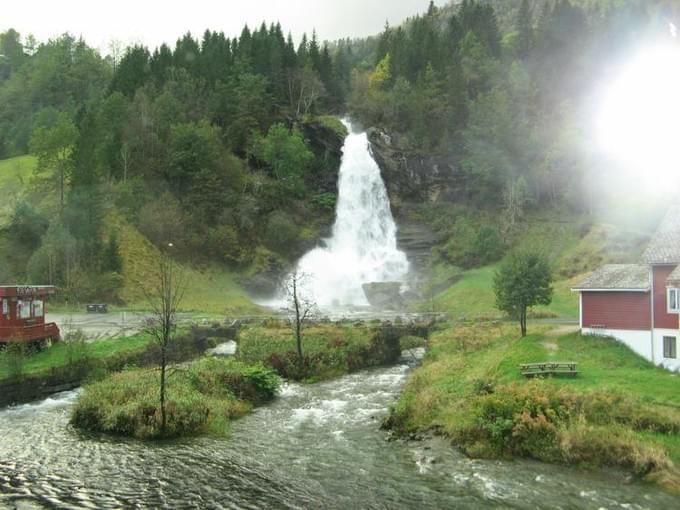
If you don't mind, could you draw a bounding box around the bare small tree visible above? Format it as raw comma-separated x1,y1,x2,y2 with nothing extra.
286,66,326,118
142,245,186,434
283,270,317,362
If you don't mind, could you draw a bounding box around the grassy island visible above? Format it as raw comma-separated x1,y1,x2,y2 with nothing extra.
71,358,280,439
237,322,404,382
385,322,680,492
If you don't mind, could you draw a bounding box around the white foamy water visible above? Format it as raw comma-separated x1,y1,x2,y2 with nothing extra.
296,119,409,307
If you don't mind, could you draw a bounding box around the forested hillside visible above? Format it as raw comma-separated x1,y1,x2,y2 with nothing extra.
348,0,673,293
0,0,675,307
0,24,353,302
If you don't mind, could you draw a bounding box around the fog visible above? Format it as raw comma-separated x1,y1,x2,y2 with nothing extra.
2,0,449,51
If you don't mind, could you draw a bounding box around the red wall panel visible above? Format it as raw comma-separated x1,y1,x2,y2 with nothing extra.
582,291,651,330
653,265,679,329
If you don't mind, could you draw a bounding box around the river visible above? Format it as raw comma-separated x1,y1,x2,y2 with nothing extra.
0,349,674,509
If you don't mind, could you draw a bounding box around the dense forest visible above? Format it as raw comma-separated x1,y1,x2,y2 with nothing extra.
0,0,675,302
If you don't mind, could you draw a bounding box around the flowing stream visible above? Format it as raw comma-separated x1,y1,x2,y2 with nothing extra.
296,119,409,307
0,350,674,509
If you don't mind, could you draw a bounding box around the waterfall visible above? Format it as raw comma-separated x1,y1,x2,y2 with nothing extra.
296,119,409,307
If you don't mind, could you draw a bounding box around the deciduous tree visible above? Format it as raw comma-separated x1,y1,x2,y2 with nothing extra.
494,250,552,337
142,247,186,435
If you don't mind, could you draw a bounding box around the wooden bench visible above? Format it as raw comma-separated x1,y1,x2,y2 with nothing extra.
520,362,578,378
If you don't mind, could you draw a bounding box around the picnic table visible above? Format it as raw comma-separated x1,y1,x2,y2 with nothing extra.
520,361,578,378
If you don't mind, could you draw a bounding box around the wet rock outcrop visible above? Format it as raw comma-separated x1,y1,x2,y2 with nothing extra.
362,281,404,309
366,127,462,215
367,128,458,271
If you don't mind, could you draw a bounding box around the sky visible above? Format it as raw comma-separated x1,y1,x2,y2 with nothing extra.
1,0,449,53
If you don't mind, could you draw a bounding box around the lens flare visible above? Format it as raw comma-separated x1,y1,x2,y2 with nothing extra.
597,42,680,192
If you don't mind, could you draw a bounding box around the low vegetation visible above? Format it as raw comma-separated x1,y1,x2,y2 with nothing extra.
71,358,280,439
237,322,403,382
65,320,415,439
385,322,680,492
0,331,152,382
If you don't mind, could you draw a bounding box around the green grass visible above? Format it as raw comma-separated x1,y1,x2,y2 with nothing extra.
0,332,152,381
387,321,680,491
427,209,656,320
432,264,579,319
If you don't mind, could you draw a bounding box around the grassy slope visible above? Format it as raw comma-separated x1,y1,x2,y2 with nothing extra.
430,210,652,319
115,219,261,314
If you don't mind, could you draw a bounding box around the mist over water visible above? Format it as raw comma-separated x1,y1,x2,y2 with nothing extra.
296,119,409,307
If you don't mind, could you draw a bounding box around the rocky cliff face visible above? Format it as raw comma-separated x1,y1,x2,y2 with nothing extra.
367,128,460,271
367,127,462,216
302,119,346,196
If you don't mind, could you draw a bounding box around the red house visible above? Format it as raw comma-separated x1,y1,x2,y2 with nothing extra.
573,206,680,371
0,286,60,345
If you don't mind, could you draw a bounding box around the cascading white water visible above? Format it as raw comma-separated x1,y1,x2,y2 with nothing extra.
296,119,409,307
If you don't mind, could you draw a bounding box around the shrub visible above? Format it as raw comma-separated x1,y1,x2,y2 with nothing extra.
437,218,505,268
4,340,27,380
63,328,90,372
311,192,337,211
238,324,401,381
399,335,427,350
264,211,299,255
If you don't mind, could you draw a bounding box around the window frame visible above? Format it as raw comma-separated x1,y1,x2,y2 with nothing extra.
663,336,677,359
667,288,680,313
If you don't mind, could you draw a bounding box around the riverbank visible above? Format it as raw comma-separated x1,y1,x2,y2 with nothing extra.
0,326,228,406
2,346,676,509
384,321,680,493
67,321,427,439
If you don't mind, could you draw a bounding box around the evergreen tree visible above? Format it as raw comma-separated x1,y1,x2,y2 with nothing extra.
111,45,151,97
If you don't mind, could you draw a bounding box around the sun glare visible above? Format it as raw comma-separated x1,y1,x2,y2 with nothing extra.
597,40,680,190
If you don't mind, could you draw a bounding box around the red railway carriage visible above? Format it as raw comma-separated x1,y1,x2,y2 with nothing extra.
0,286,60,344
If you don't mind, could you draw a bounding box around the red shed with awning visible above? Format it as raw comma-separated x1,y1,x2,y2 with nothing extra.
0,286,60,344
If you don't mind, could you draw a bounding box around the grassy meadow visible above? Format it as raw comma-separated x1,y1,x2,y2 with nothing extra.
426,210,654,320
386,321,680,491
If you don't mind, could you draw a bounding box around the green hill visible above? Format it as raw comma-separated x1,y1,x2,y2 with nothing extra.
0,155,36,224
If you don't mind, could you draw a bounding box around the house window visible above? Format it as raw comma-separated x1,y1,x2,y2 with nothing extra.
667,288,680,313
664,336,677,359
18,299,31,319
33,300,43,317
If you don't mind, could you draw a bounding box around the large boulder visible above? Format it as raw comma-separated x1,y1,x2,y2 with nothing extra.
362,281,404,309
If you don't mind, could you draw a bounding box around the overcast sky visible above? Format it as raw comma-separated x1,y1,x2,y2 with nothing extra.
2,0,450,53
